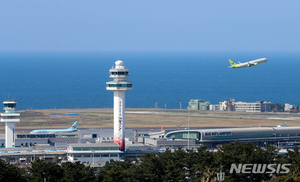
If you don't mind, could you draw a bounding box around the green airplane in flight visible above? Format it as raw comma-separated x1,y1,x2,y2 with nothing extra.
229,58,268,68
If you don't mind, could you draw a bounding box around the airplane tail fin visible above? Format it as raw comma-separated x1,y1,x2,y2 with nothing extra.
70,121,78,131
228,59,238,67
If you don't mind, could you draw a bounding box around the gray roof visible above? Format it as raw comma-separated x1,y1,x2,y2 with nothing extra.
68,143,119,148
165,126,300,136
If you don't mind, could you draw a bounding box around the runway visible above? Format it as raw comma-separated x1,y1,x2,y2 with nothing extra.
33,108,300,121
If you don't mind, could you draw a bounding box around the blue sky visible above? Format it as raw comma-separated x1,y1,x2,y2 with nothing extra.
1,1,299,51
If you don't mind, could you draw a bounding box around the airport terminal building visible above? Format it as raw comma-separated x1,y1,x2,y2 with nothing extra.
144,125,300,148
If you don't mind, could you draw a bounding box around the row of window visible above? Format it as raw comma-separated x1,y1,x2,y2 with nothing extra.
212,134,273,140
4,104,16,108
0,142,39,147
166,132,200,140
276,133,300,137
72,147,119,151
107,84,132,88
110,71,129,75
207,133,300,140
71,154,119,158
20,143,35,147
17,134,55,138
2,116,20,119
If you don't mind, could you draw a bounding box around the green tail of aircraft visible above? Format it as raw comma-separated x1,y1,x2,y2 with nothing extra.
228,59,239,68
229,59,237,66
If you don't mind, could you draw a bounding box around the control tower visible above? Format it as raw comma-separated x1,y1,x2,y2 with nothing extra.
0,100,20,148
106,60,132,151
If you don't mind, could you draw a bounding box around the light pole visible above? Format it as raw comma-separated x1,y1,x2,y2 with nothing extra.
188,106,191,149
43,172,46,182
92,150,94,169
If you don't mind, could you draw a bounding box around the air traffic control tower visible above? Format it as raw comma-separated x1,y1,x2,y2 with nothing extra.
106,60,132,151
0,100,20,148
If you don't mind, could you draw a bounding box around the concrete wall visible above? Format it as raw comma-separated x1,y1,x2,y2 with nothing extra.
144,138,199,148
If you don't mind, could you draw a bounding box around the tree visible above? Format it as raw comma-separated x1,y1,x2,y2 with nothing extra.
5,156,10,164
27,158,64,182
160,148,187,182
286,146,300,180
53,156,59,164
96,158,133,182
61,161,95,182
268,175,300,182
183,148,198,181
0,159,26,182
190,146,218,182
216,141,278,182
25,157,31,164
135,153,165,181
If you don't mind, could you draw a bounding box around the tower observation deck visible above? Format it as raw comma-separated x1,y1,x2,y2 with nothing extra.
0,100,20,148
106,60,132,152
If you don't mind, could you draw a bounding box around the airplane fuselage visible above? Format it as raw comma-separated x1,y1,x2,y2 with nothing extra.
30,121,78,133
30,128,75,133
230,58,268,68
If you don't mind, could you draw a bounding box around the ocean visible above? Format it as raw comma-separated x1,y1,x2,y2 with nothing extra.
0,51,299,110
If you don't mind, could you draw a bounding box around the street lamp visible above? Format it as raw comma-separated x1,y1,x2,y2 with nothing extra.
92,150,95,169
43,172,46,182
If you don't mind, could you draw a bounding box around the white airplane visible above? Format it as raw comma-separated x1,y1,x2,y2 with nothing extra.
228,58,268,68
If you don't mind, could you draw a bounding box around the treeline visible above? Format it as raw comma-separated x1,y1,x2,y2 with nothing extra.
1,142,300,182
97,142,300,182
0,158,95,182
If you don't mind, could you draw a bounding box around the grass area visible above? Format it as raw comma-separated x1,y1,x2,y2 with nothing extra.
1,108,297,131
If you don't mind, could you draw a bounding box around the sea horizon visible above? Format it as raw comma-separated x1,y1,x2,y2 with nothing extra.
0,51,299,110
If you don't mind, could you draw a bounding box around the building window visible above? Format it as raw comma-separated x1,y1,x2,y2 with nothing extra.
83,155,90,158
82,148,91,151
110,71,129,76
107,84,132,88
74,155,82,158
101,154,109,157
110,154,118,157
73,148,81,151
166,132,200,140
110,147,119,150
101,147,109,150
2,116,20,119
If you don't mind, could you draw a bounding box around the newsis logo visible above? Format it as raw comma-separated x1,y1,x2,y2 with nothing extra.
229,164,291,174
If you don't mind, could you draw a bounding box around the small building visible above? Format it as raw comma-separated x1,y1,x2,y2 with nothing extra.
235,101,271,112
78,129,134,143
219,99,235,111
188,99,210,110
67,143,122,167
210,104,220,111
284,103,294,112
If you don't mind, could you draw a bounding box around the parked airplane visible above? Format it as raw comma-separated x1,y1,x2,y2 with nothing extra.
228,58,268,68
30,121,78,133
